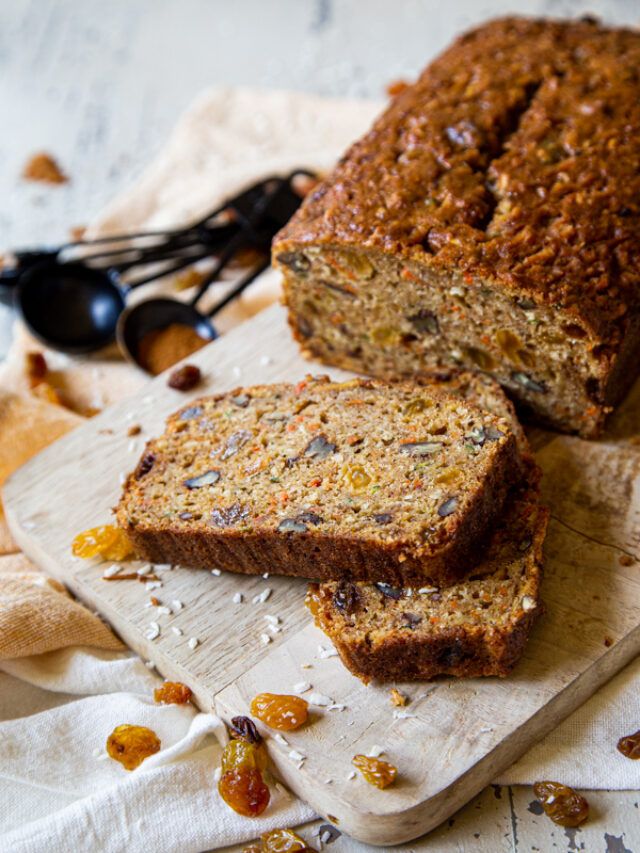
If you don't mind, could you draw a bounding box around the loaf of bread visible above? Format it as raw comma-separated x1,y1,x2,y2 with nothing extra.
306,484,548,682
274,16,640,438
117,375,520,586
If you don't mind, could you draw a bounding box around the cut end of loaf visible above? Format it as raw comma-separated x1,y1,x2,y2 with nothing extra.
276,243,612,438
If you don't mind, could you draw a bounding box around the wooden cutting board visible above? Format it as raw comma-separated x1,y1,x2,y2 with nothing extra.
4,302,640,846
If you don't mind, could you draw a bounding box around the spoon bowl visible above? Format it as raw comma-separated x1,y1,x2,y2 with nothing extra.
116,297,217,372
18,260,125,353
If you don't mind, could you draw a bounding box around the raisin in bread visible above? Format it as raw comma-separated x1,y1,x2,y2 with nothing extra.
307,484,548,682
117,375,520,586
274,16,640,438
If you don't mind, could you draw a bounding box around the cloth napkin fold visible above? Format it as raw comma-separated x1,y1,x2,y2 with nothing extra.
1,86,640,851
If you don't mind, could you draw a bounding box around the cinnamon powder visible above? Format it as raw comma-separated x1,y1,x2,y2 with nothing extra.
138,323,208,375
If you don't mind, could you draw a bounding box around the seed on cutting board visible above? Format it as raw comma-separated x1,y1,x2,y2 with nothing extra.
145,622,160,640
252,588,272,604
187,637,199,650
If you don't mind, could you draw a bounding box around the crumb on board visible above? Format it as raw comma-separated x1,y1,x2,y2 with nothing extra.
390,688,407,707
22,151,68,184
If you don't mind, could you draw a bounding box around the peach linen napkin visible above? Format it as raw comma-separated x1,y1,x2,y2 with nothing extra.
2,87,640,853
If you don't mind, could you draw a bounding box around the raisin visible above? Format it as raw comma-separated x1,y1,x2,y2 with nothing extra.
183,469,220,489
72,525,134,561
352,755,397,789
533,781,589,827
466,346,496,370
261,828,308,852
26,351,48,388
334,582,359,614
373,512,392,525
250,693,309,731
168,363,201,390
221,738,268,773
342,463,371,492
154,681,193,705
230,716,262,744
106,724,161,771
617,730,640,759
390,689,407,707
218,767,270,817
136,452,156,479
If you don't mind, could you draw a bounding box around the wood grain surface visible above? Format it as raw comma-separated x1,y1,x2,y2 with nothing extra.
4,303,640,846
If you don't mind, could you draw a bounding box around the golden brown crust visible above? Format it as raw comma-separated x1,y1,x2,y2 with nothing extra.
275,16,640,436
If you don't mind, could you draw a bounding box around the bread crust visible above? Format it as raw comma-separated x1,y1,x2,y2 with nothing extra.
274,17,640,436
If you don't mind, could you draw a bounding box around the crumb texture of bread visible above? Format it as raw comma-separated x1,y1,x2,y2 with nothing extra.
117,376,520,585
274,16,640,437
307,487,548,682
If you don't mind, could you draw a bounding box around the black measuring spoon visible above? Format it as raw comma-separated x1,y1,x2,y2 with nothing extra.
0,172,311,354
116,172,311,373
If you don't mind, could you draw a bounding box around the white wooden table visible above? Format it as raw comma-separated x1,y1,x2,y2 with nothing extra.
2,1,640,850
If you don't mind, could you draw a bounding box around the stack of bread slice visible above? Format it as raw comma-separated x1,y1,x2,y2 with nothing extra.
119,372,546,682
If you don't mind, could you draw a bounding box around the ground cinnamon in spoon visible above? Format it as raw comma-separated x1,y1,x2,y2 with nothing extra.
138,323,208,375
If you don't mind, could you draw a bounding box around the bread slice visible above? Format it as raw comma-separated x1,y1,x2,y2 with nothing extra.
274,17,640,438
306,485,548,682
117,375,520,586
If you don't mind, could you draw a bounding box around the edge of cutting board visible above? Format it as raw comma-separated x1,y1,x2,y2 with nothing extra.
4,302,640,845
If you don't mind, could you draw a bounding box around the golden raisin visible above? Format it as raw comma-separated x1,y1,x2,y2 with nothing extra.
261,828,308,852
533,781,589,827
221,738,268,773
218,768,270,817
250,693,309,731
342,463,372,493
389,688,407,707
617,730,640,759
305,586,322,618
352,755,397,789
154,681,193,705
370,326,398,345
106,724,161,771
72,525,134,561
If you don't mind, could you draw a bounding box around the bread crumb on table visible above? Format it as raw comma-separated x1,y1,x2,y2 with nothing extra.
22,151,68,184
